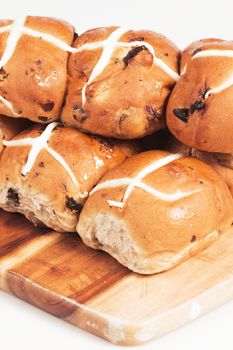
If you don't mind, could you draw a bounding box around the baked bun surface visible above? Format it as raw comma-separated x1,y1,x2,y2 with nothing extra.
193,151,233,197
164,134,233,197
0,16,74,122
166,39,233,152
0,123,136,232
61,27,180,139
77,150,233,274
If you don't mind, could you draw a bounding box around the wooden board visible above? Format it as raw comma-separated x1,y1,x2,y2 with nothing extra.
0,210,233,345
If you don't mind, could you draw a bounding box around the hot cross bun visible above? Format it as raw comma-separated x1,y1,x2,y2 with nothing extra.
166,39,233,153
0,123,138,232
0,16,74,122
61,27,180,139
77,150,233,274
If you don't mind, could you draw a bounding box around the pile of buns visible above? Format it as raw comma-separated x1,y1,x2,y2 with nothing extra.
0,16,232,274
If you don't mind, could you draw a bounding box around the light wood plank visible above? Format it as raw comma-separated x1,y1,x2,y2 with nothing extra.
0,210,232,345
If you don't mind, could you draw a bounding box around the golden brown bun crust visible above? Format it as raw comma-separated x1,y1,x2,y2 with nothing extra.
61,27,180,139
0,16,74,122
166,39,233,152
78,150,233,273
164,134,233,197
194,152,233,197
0,124,137,232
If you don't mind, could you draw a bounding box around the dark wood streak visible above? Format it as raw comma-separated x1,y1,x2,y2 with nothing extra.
0,211,50,257
71,265,130,304
0,210,232,345
0,212,130,320
7,271,77,319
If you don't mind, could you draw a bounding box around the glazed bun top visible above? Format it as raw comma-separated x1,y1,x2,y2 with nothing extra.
0,16,74,122
0,122,138,232
81,150,233,255
0,122,138,207
164,132,233,198
62,27,180,139
166,38,233,153
0,122,138,227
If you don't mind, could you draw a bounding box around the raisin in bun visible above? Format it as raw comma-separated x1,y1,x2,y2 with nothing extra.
0,115,30,155
61,27,180,139
0,16,74,122
166,39,233,153
77,150,233,274
0,123,137,232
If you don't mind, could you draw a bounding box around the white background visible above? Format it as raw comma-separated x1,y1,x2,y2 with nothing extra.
0,0,233,349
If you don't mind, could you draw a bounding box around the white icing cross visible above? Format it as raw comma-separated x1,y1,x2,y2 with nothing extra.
80,27,131,106
0,16,78,115
181,48,233,98
0,17,26,69
0,19,180,112
0,95,19,115
0,16,78,69
76,27,180,106
90,153,200,208
3,122,80,190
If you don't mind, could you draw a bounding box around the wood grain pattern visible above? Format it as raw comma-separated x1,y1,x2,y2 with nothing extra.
0,210,232,345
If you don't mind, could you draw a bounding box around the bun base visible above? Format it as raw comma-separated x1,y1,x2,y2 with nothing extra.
77,213,220,274
0,184,78,232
